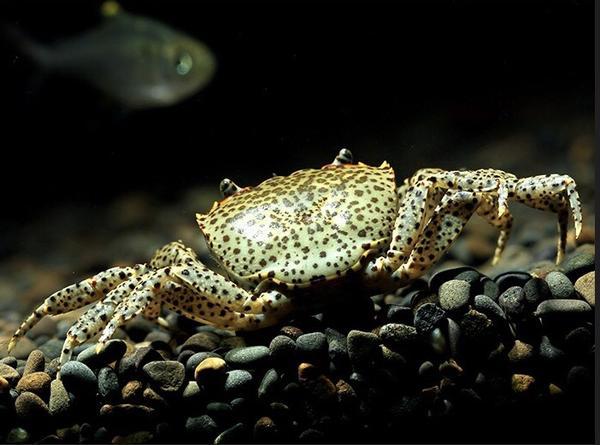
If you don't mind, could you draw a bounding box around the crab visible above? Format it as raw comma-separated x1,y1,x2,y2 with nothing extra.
9,149,583,365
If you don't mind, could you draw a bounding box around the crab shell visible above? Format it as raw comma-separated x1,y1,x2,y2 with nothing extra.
196,161,397,291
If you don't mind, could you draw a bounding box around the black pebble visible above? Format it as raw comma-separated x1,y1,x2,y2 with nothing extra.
415,303,446,335
494,271,532,293
296,332,328,366
498,286,526,320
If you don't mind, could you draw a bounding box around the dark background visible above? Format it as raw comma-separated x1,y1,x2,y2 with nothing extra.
0,0,593,224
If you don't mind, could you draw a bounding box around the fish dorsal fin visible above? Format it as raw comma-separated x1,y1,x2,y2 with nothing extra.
101,1,122,18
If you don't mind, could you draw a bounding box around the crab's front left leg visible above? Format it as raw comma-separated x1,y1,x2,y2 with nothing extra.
10,241,294,366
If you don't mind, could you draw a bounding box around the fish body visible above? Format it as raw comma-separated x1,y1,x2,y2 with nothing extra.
10,4,216,109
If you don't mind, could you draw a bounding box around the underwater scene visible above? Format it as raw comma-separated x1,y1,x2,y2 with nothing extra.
0,0,594,443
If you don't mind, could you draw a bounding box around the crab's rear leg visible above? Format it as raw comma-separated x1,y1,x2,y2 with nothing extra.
8,264,150,354
390,190,484,283
511,174,581,263
476,195,514,265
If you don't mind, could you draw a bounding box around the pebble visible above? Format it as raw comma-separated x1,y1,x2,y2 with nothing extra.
439,359,463,378
380,324,418,355
347,330,381,368
545,271,574,299
564,327,593,356
511,374,535,394
44,358,60,380
561,249,595,280
132,345,163,368
279,326,303,340
99,403,157,426
185,414,218,440
180,332,221,352
298,428,325,442
253,416,279,441
194,357,227,388
534,299,592,317
574,271,595,306
224,369,254,396
214,422,247,444
182,381,203,404
0,363,20,385
480,277,500,301
15,391,50,420
386,305,414,324
186,351,221,378
97,367,120,403
269,335,297,363
0,375,9,394
38,339,64,360
426,327,445,357
16,371,51,397
418,360,436,382
459,309,496,348
446,318,461,357
113,431,154,443
498,286,526,319
76,339,127,368
206,401,233,425
324,328,349,370
6,428,30,443
414,303,446,335
494,271,531,294
439,279,471,312
142,360,185,395
566,365,592,394
523,277,550,307
23,350,45,376
473,295,506,322
429,266,478,293
220,336,247,350
225,346,270,369
538,336,566,364
10,337,37,360
1,356,18,368
121,380,144,403
49,378,72,417
296,332,328,365
258,368,279,401
507,340,534,363
59,361,97,396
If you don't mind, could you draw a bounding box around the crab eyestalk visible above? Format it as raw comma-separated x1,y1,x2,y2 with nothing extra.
219,178,242,198
333,148,353,166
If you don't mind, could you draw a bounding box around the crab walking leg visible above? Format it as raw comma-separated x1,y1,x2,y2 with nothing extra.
96,261,296,345
391,191,483,283
476,195,514,265
378,179,442,272
8,264,151,353
510,174,582,262
165,289,294,331
410,168,517,215
59,277,144,364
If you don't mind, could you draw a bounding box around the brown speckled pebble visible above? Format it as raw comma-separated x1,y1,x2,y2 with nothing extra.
23,350,45,376
16,371,51,398
15,391,50,420
0,363,20,386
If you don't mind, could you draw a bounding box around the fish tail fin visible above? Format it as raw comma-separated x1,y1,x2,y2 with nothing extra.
1,24,53,68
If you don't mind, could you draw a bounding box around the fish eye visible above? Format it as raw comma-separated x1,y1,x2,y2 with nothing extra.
175,52,193,75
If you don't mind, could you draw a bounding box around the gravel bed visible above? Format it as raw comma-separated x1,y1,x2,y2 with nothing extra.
0,239,594,444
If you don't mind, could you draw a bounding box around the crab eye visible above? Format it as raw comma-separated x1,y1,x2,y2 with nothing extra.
175,51,193,76
220,178,241,198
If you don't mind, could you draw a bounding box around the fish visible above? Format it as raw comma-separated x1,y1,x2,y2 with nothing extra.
6,1,217,109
